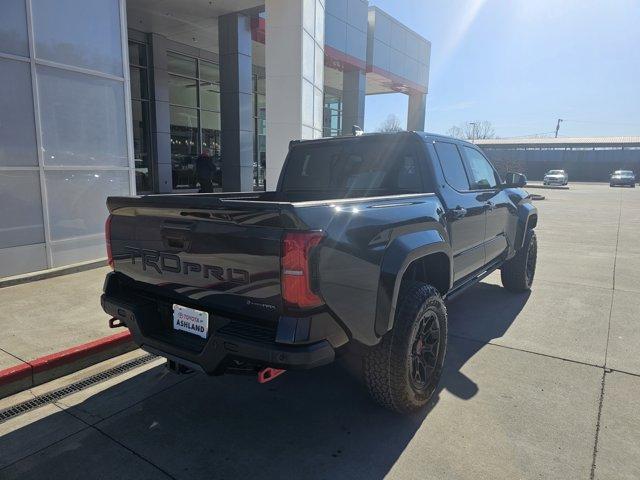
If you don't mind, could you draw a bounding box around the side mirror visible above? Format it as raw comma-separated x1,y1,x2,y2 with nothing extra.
504,172,527,188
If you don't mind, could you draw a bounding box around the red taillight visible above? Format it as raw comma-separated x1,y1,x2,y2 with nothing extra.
281,231,324,309
105,215,114,269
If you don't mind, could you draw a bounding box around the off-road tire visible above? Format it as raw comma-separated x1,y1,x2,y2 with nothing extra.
501,229,537,292
363,283,447,414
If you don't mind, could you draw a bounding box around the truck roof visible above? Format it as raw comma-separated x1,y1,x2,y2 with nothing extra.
289,131,477,149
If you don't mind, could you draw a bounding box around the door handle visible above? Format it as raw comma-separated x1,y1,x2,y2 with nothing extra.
448,206,467,219
485,201,495,211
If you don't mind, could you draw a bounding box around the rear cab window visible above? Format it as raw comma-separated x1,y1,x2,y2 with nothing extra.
280,136,430,197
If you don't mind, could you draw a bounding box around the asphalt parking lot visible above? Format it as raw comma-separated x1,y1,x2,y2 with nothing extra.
1,183,638,479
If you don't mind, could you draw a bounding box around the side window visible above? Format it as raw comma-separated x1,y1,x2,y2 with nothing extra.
434,142,470,191
462,146,498,189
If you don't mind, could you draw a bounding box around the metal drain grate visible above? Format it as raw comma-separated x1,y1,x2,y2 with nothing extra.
0,353,158,424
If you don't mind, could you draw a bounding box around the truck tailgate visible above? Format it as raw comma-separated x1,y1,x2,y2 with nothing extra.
108,198,291,323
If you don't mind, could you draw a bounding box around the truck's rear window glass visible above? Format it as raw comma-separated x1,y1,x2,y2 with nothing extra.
281,138,424,195
434,142,470,191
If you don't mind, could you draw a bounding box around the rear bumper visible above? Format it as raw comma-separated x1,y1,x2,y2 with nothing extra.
101,274,341,374
610,180,635,186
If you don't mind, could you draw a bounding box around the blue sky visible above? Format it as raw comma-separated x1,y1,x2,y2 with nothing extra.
364,0,640,138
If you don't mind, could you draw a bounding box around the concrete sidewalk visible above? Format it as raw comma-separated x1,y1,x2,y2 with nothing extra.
0,267,135,397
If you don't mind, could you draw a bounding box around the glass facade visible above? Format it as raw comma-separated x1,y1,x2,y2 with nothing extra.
254,73,266,189
37,65,128,167
32,0,124,76
168,52,222,191
0,0,29,57
129,40,153,192
0,58,38,166
0,0,132,278
323,87,343,137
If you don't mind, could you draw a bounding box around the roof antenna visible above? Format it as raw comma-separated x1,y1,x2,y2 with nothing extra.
352,125,363,136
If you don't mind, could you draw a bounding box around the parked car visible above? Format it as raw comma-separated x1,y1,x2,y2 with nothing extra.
610,170,636,187
101,132,538,413
543,169,568,185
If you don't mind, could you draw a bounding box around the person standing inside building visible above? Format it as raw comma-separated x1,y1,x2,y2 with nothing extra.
196,148,214,193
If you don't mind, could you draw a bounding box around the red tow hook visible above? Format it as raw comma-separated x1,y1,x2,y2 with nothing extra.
257,367,286,384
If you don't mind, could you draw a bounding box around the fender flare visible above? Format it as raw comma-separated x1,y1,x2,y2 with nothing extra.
515,203,538,249
374,230,452,337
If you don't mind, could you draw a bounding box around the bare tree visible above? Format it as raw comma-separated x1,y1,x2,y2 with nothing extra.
447,121,496,140
377,114,403,132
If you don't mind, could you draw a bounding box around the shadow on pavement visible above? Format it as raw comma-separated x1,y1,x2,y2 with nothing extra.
444,282,532,400
0,281,530,480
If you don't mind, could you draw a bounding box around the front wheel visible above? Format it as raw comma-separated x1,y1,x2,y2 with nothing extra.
501,229,537,292
363,283,447,414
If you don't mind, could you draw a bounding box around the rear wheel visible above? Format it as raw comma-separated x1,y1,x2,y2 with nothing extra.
501,229,537,292
363,283,447,413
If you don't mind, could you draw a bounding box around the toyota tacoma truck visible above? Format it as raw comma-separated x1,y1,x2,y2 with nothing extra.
102,132,538,413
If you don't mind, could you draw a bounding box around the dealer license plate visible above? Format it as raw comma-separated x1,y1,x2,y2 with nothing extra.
173,304,209,339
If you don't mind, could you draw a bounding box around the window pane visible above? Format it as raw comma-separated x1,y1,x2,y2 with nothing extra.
0,58,38,166
256,93,266,113
169,74,197,107
51,235,107,267
200,81,220,111
132,100,152,192
168,52,196,77
201,110,221,156
434,142,470,191
129,66,148,100
128,42,147,66
462,146,498,189
200,110,221,189
255,76,266,95
200,61,219,83
0,244,47,278
37,65,128,166
32,0,123,76
0,171,45,248
45,170,130,240
170,106,199,189
0,0,29,57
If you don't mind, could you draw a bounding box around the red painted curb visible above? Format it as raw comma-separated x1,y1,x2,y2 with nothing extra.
30,331,133,374
0,361,32,385
0,331,132,387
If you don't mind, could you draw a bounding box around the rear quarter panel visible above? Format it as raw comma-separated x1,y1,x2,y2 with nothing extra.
295,195,447,346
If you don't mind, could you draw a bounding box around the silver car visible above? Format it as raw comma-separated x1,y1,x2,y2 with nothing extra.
543,169,568,185
610,170,636,188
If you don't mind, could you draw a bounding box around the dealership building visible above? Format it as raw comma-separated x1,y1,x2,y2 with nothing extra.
0,0,431,278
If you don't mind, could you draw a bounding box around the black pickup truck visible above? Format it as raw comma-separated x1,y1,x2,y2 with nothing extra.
102,132,538,413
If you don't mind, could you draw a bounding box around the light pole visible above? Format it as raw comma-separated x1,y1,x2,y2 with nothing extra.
469,122,479,141
555,119,563,138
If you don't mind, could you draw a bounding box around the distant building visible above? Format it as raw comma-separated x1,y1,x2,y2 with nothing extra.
475,137,640,181
0,0,431,278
